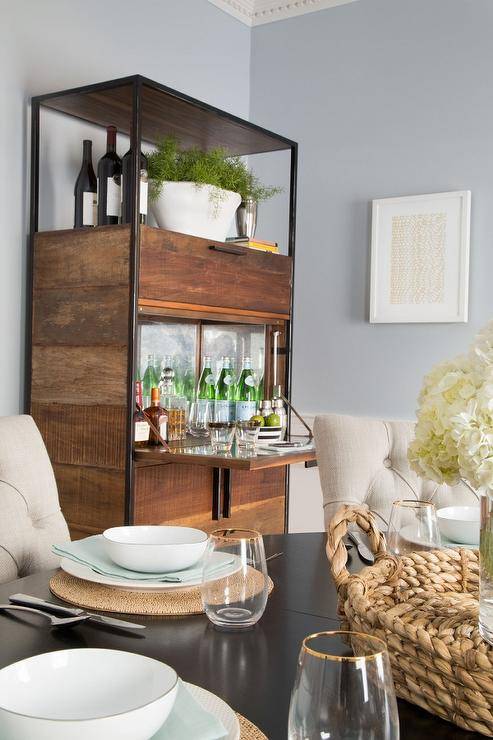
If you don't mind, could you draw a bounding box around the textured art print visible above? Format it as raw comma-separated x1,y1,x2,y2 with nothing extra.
390,212,446,305
370,191,470,323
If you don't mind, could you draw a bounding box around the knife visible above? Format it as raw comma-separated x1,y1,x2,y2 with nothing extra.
347,532,374,564
8,594,145,630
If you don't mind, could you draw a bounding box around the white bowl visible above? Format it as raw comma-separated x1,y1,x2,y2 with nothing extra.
0,648,178,740
103,526,208,573
437,505,480,545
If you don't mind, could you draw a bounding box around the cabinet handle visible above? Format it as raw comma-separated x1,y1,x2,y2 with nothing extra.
209,244,246,256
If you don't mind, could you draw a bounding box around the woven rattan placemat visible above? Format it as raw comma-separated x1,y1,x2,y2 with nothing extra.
237,713,268,739
50,568,274,617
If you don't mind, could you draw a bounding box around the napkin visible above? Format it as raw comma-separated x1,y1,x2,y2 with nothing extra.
53,536,235,582
152,681,228,739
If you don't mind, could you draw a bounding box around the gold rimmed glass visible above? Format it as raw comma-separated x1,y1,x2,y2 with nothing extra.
288,631,399,739
387,499,441,556
201,528,268,631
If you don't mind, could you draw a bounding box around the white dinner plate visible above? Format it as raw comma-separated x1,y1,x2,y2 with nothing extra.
60,552,241,592
152,682,240,740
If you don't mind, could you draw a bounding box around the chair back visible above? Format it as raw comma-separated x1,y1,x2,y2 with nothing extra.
0,415,69,583
314,413,476,530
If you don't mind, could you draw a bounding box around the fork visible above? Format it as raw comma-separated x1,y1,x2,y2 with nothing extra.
0,604,89,627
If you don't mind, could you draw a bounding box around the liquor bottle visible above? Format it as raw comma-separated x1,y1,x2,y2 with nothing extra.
74,140,97,228
160,367,186,441
235,356,257,421
144,388,168,446
215,356,236,422
121,149,148,224
142,354,159,409
134,381,150,448
97,125,121,225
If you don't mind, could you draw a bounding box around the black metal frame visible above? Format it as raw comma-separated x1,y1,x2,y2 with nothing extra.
27,74,298,532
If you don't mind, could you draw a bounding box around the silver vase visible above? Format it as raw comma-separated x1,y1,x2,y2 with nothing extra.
236,199,257,239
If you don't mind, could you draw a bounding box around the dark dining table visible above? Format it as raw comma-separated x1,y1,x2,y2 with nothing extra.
0,532,482,739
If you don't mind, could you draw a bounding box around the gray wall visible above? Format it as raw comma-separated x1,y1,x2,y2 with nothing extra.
251,0,493,418
0,0,250,415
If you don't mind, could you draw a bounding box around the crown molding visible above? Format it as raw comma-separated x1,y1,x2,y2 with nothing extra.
208,0,358,27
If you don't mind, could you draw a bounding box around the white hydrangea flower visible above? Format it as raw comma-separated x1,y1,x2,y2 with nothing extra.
409,322,493,492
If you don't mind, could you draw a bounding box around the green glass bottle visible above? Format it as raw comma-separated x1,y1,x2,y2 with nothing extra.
142,354,159,408
197,356,216,401
235,356,257,421
214,356,236,422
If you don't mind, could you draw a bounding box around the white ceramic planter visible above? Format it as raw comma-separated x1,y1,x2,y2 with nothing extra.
150,181,241,241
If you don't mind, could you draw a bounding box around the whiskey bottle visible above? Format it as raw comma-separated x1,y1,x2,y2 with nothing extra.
144,387,168,446
134,381,150,448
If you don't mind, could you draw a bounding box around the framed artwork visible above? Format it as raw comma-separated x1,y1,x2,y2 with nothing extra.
369,190,471,323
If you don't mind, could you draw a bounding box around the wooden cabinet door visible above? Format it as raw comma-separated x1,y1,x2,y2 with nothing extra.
139,227,292,316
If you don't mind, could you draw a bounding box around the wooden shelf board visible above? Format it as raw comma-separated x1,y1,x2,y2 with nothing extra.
138,299,290,323
36,76,294,156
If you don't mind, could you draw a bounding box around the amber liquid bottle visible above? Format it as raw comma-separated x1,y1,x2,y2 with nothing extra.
144,387,168,446
134,381,150,448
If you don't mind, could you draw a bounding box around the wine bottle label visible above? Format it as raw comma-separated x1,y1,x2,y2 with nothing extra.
140,178,148,215
159,418,168,441
134,420,150,442
214,400,235,422
236,401,257,421
106,177,121,217
82,191,97,226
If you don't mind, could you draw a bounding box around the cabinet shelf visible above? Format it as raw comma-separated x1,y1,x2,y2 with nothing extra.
28,75,298,538
134,443,316,471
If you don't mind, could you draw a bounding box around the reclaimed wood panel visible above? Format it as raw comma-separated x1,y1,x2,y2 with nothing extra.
33,286,129,346
32,402,126,470
162,497,284,535
31,346,127,405
133,464,286,534
133,464,214,525
232,468,286,506
139,227,292,315
54,463,125,534
33,226,130,290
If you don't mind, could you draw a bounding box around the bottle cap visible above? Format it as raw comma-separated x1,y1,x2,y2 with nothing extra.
151,388,160,402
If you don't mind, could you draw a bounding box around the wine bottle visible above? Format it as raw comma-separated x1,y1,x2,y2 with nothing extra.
74,140,97,228
97,126,121,225
134,381,150,448
121,149,148,224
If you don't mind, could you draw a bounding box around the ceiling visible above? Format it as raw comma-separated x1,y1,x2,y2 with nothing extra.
208,0,359,27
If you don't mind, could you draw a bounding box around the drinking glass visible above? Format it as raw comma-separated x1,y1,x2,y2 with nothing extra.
201,529,268,630
208,422,236,453
387,500,441,556
288,631,399,740
188,400,213,437
235,420,261,450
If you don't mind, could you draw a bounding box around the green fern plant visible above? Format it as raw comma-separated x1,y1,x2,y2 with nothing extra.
147,137,282,203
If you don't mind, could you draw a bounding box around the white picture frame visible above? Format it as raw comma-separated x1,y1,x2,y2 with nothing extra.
369,190,471,323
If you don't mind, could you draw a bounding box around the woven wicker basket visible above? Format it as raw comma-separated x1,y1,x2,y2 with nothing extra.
326,505,493,737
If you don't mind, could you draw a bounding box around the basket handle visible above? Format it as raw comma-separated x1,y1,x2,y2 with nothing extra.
327,505,387,591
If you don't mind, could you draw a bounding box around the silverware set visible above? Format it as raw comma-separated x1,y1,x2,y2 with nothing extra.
2,594,145,630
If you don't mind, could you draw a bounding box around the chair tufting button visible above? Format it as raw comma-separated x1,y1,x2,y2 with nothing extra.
383,458,392,468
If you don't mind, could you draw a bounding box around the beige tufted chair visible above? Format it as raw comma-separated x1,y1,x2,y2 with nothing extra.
0,415,70,584
314,413,477,531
